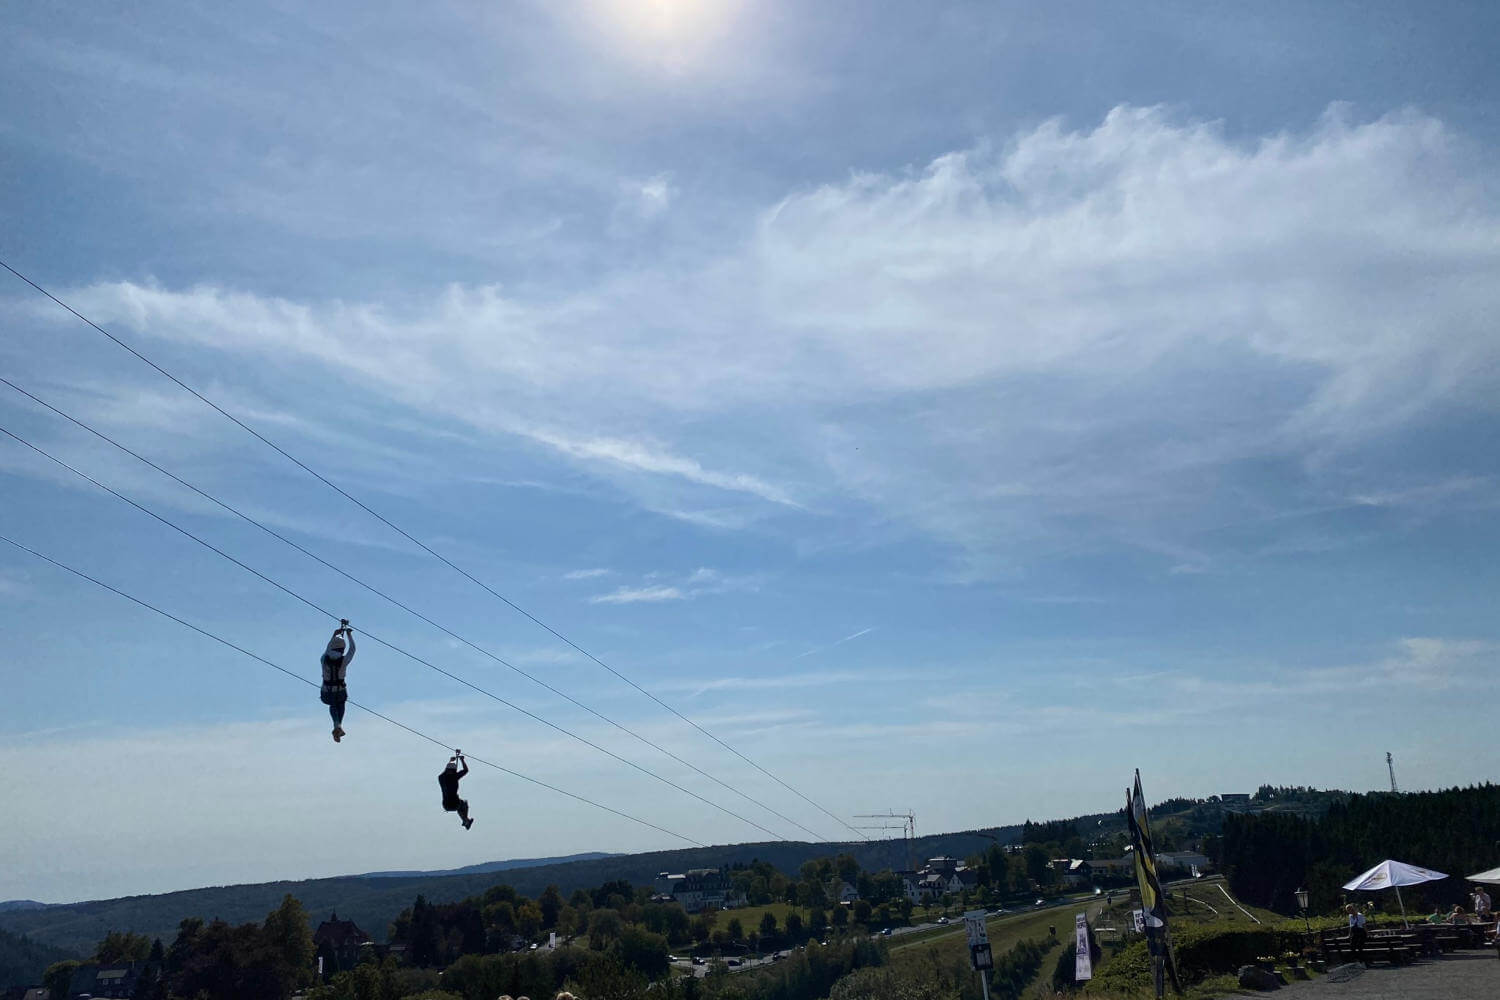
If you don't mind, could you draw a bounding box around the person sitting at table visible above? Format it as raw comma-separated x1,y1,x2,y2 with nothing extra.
1446,904,1465,923
1425,906,1446,924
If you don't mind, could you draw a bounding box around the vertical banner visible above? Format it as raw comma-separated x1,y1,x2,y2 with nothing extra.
1127,769,1182,995
1074,913,1093,981
1132,909,1145,934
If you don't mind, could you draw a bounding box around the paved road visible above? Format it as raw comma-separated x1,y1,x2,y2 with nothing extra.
1278,952,1499,998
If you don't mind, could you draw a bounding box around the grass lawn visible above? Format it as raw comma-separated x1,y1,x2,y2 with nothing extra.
718,902,809,938
889,904,1086,966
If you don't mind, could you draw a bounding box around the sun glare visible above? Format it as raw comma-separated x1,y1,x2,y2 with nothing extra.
586,0,746,74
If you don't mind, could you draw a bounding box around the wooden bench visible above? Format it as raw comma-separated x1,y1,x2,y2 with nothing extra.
1318,929,1417,966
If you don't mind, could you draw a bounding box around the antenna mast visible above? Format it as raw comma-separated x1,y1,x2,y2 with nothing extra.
855,810,915,870
1386,752,1399,793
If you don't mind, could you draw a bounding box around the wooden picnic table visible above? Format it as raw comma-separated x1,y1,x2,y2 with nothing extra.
1319,928,1418,966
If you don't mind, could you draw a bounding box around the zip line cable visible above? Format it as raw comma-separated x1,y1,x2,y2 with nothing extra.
0,531,704,847
0,375,829,842
0,424,791,843
0,258,868,842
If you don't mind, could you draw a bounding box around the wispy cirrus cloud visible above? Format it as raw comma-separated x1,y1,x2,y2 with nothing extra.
589,567,761,605
590,584,686,605
40,105,1500,577
653,669,876,698
794,626,875,659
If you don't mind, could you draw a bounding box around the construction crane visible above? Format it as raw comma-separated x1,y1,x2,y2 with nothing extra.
855,810,916,871
1387,752,1399,794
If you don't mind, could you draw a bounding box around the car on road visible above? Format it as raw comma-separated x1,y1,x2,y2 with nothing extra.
692,957,705,966
937,916,949,924
727,959,742,967
880,927,892,936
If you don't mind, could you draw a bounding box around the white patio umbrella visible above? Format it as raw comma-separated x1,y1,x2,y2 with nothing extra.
1343,860,1448,927
1465,866,1500,885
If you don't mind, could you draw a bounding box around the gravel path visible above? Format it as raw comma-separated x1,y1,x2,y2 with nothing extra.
1275,952,1498,998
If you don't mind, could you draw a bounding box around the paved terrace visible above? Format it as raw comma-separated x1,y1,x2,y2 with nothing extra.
1277,952,1498,998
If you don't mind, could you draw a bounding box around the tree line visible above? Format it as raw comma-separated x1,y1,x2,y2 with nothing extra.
39,895,315,1000
1221,783,1500,914
28,817,1236,1000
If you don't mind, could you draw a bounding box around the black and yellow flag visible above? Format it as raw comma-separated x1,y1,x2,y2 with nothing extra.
1127,769,1181,995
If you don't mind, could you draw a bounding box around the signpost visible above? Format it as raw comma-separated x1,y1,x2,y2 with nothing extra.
964,911,992,1000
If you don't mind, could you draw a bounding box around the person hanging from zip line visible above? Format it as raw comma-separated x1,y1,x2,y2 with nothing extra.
320,620,355,742
439,751,474,829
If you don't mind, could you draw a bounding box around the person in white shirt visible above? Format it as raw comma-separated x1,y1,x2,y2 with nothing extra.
1345,904,1368,965
1472,886,1492,918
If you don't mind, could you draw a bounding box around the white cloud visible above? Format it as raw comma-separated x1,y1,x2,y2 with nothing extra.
589,567,761,604
653,669,879,697
0,568,34,598
38,105,1500,573
590,584,685,604
611,173,677,233
563,567,613,580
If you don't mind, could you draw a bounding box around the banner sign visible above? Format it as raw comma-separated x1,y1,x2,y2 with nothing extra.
1074,913,1093,981
964,911,993,971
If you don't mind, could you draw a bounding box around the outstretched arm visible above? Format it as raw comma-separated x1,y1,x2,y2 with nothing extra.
457,758,469,778
342,628,355,666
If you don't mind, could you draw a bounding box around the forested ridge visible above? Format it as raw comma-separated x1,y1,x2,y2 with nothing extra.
0,829,1023,954
1,786,1360,955
1222,783,1500,914
0,926,76,991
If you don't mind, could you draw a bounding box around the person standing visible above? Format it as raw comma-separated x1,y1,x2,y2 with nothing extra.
1345,904,1367,965
1472,885,1492,919
320,621,355,742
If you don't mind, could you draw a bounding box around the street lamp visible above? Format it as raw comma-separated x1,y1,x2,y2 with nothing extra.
1295,888,1311,937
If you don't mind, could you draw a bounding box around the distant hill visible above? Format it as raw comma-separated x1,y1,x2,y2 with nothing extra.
0,786,1355,956
0,828,1023,953
356,851,616,879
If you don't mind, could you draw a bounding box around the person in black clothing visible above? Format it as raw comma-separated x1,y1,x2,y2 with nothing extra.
439,752,474,829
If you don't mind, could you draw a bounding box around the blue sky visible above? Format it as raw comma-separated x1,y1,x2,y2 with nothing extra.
3,1,1499,903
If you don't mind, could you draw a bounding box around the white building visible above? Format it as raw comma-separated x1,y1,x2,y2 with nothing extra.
652,869,741,913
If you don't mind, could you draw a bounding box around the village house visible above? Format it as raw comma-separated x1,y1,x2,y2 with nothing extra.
314,911,372,974
1087,857,1135,880
1158,850,1211,873
899,856,979,902
1049,859,1092,887
64,963,152,1000
652,868,742,912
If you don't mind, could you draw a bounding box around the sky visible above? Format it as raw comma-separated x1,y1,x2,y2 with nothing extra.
2,1,1499,904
